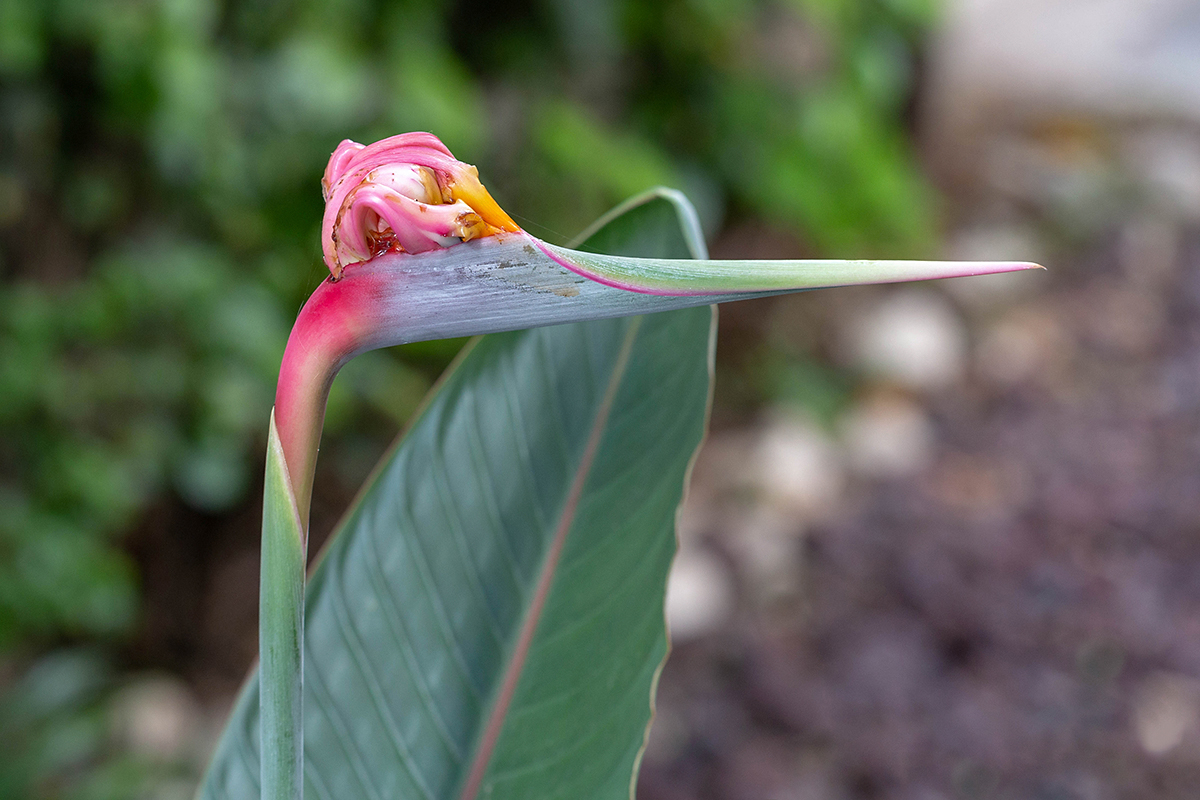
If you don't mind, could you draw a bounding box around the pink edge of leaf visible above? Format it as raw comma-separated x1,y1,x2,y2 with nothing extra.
531,240,671,294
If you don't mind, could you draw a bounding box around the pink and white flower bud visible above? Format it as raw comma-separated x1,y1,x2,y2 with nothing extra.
320,133,520,278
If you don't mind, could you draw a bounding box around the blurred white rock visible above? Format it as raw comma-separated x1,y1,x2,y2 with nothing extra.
666,545,735,642
677,419,833,612
841,393,935,479
754,413,845,517
728,508,805,605
1134,672,1200,755
977,301,1078,387
841,288,968,392
976,316,1044,387
110,675,202,762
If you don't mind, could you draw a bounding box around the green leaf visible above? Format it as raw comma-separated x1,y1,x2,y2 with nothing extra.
259,412,306,800
569,188,708,260
199,190,715,799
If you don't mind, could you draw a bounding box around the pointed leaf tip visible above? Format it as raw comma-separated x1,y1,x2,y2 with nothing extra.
537,243,1045,296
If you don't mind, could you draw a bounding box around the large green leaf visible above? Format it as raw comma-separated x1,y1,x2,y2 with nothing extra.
199,189,714,799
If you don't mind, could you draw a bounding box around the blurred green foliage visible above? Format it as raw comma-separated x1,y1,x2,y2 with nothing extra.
0,0,938,794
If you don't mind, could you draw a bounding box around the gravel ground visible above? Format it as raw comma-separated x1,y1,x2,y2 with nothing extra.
638,223,1200,800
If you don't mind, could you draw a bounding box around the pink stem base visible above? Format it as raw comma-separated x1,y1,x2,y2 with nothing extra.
273,268,394,533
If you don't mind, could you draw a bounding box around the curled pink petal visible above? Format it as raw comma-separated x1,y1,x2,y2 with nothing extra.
359,192,440,254
320,132,521,277
322,140,364,201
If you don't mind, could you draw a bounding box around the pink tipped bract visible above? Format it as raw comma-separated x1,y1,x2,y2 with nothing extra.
279,165,1043,530
321,132,521,278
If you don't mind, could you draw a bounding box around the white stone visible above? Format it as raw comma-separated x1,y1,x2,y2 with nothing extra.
110,676,201,761
843,288,968,392
728,508,805,604
1134,672,1199,755
666,546,735,642
754,414,845,517
977,303,1077,386
841,394,935,478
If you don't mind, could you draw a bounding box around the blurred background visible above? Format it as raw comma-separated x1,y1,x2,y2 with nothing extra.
1,0,1197,797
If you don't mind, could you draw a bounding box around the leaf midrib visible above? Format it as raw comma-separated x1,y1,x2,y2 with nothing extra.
455,317,644,800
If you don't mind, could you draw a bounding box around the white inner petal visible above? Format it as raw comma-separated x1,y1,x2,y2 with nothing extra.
367,165,441,205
